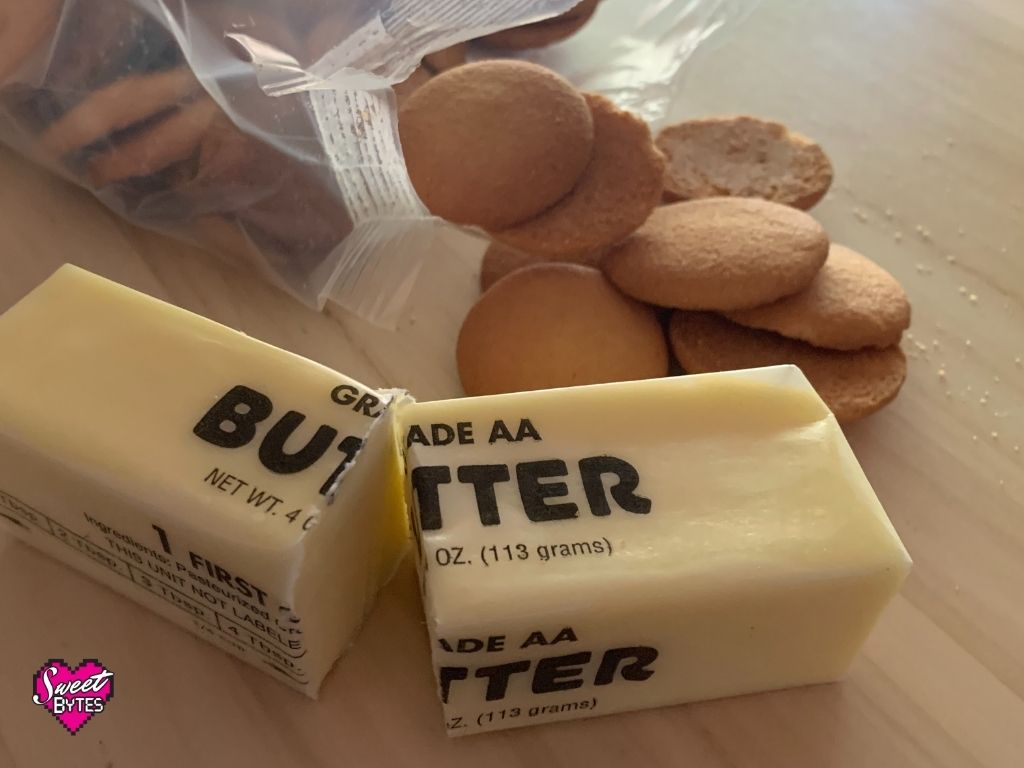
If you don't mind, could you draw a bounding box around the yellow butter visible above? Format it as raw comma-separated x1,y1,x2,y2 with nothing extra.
0,265,409,695
400,368,911,735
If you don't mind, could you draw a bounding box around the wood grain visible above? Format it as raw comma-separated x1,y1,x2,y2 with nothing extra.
1,0,1022,765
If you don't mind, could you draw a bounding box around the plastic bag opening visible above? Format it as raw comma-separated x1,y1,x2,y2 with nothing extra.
0,0,756,327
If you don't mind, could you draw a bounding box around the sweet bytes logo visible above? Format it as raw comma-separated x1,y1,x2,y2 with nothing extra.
32,659,114,734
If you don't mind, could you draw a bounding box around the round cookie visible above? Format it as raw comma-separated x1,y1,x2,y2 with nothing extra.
87,96,219,186
668,311,906,423
657,116,833,209
479,241,602,291
399,60,594,230
603,197,829,311
726,244,910,350
458,263,668,396
39,68,200,158
491,93,664,257
477,0,600,50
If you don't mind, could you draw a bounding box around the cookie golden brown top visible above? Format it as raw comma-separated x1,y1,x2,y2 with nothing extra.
668,311,906,423
491,92,664,257
603,197,829,311
399,60,594,230
458,263,668,396
726,244,911,350
658,116,833,209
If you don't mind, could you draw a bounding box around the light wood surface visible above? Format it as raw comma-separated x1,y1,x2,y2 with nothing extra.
1,0,1022,765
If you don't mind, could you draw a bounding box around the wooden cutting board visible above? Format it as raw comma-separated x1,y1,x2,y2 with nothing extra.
1,0,1022,765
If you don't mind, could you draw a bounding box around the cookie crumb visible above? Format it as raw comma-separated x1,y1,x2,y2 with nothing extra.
937,368,946,378
972,434,978,442
884,207,894,219
991,431,999,440
946,254,956,263
958,286,967,295
965,339,972,347
969,293,978,304
1014,445,1020,453
853,208,868,222
893,231,903,242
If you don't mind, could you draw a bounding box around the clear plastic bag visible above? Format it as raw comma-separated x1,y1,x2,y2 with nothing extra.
0,0,753,324
504,0,758,126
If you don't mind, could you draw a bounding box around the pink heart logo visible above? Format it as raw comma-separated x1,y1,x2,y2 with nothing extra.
32,659,114,734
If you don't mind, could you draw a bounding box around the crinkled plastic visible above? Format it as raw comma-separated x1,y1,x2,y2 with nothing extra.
506,0,758,126
0,0,753,324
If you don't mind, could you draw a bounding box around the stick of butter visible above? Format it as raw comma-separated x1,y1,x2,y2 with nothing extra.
0,265,409,695
400,369,911,735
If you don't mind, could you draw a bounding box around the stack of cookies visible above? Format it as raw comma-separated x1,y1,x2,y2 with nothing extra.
399,60,665,259
425,96,911,422
606,198,910,424
0,1,362,287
